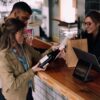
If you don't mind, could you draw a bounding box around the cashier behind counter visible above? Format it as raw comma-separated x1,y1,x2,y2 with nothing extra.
77,11,100,60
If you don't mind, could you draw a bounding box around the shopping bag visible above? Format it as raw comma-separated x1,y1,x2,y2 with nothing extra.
66,39,88,67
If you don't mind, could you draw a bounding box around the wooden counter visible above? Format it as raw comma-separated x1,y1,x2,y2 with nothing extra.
30,37,100,100
37,58,100,100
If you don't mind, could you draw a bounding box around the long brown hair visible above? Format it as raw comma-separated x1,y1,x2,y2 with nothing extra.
0,18,25,50
85,11,100,26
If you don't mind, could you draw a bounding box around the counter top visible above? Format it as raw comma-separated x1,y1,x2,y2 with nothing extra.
37,58,100,100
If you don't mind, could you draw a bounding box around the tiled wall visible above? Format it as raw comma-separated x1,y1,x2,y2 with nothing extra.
33,76,68,100
85,0,100,14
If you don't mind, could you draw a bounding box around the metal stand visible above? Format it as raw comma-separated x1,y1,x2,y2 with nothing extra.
73,59,93,82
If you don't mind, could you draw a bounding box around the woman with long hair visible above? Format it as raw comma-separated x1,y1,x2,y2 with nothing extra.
0,18,47,100
81,11,100,59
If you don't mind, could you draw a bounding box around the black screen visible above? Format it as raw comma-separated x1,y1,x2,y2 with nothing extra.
73,47,100,72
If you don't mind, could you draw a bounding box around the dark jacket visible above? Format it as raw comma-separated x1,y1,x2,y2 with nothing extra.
79,28,100,60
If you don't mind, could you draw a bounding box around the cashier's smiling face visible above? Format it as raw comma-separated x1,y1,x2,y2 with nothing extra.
84,17,99,35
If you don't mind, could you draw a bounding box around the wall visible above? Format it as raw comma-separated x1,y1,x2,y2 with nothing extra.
49,0,60,41
85,0,100,14
33,76,68,100
77,0,85,17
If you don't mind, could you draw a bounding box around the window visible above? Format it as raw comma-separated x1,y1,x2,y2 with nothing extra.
60,0,77,23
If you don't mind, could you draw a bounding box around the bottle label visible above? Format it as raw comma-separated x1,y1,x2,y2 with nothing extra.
42,63,49,69
39,55,49,63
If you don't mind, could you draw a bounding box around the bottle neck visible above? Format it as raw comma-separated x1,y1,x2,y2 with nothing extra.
52,49,60,55
59,37,68,50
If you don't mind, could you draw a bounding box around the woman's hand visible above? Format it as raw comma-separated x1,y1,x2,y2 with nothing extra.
51,42,59,51
55,49,66,61
32,63,46,73
58,49,66,60
51,42,66,60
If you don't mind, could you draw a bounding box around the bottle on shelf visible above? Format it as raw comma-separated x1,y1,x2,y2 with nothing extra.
39,32,76,69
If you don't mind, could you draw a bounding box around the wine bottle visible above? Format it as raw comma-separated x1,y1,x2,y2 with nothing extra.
39,49,60,68
39,36,68,68
39,32,76,68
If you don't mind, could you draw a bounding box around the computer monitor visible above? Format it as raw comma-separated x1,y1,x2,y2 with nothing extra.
73,47,100,82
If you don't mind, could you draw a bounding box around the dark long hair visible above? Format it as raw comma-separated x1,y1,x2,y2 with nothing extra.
85,11,100,24
0,18,25,50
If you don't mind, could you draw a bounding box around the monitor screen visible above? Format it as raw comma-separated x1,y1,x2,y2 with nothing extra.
73,47,100,72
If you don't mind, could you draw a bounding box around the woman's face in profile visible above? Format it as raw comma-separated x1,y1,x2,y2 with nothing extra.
15,29,25,44
84,17,98,35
